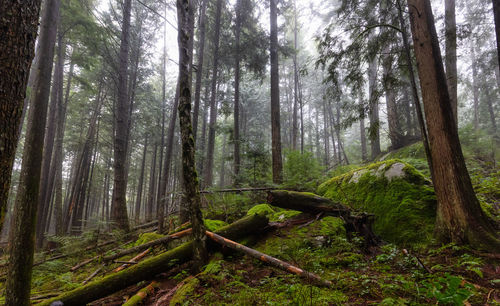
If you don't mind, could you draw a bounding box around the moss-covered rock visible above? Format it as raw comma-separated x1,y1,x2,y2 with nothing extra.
246,204,276,217
317,159,436,246
134,232,164,246
204,219,228,232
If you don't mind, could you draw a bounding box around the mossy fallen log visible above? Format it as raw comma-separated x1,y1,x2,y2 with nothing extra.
103,228,192,263
267,190,379,247
39,214,269,306
122,281,158,306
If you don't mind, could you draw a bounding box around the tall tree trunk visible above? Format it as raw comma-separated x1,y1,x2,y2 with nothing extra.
292,1,299,151
382,51,404,150
193,0,208,139
270,0,283,183
145,141,157,222
177,0,207,272
36,28,65,248
407,0,500,251
135,135,148,223
6,0,59,303
322,97,330,167
368,58,380,159
157,85,180,233
492,0,500,77
470,42,480,131
359,94,367,162
220,132,227,188
198,72,210,176
111,0,132,232
445,0,458,124
204,0,223,188
0,0,41,232
396,0,434,176
233,0,242,184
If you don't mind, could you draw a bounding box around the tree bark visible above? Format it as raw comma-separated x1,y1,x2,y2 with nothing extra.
270,0,283,183
39,214,268,306
382,50,404,150
368,58,380,159
292,1,299,151
6,0,59,303
407,0,500,251
492,0,500,77
359,95,367,161
234,0,242,183
111,0,132,232
470,42,480,131
0,0,41,232
193,0,208,139
177,0,207,272
445,0,458,125
135,135,148,223
146,142,157,222
204,0,223,188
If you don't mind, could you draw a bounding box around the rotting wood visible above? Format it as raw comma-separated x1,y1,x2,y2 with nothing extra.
70,255,100,272
39,214,269,306
267,190,380,248
205,230,332,288
113,260,138,265
103,228,192,262
113,248,151,272
122,281,158,306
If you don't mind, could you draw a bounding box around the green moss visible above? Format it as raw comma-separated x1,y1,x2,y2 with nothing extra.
134,232,164,246
318,216,346,237
246,204,276,217
204,219,228,231
169,277,200,305
269,210,302,222
317,159,436,246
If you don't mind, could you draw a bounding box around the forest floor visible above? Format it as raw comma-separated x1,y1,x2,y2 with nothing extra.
0,139,499,305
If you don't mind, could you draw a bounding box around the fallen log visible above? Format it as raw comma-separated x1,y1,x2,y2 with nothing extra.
154,276,193,306
82,265,104,285
113,248,150,272
103,228,192,262
267,190,380,247
122,281,158,306
206,230,332,287
39,214,269,306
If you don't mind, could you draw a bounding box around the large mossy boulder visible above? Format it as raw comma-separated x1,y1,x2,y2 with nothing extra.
317,159,436,246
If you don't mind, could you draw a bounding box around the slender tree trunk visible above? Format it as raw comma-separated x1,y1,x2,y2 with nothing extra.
470,42,480,131
368,58,380,159
36,28,65,248
0,0,41,232
220,132,227,188
299,80,304,154
233,0,242,184
146,141,157,222
408,0,500,251
177,0,207,272
292,2,299,151
135,135,148,223
445,0,458,125
359,95,367,162
204,0,223,188
198,73,210,177
322,97,330,167
270,0,283,183
157,85,180,233
492,0,500,77
382,51,403,150
6,0,59,303
193,0,208,139
111,0,132,232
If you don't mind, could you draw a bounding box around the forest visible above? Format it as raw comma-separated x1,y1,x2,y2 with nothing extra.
0,0,499,304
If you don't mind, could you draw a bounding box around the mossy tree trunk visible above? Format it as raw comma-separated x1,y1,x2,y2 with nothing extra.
407,0,500,252
177,0,208,272
6,0,60,303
